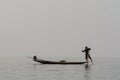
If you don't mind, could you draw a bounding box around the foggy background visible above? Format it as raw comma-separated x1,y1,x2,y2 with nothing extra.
0,0,120,58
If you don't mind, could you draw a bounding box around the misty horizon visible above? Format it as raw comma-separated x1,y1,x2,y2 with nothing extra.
0,0,120,57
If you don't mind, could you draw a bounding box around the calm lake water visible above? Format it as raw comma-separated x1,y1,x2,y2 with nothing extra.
0,57,120,80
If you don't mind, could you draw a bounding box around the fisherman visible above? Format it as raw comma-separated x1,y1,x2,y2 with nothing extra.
82,46,93,63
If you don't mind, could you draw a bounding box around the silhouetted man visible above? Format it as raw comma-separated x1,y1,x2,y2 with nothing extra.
82,46,93,63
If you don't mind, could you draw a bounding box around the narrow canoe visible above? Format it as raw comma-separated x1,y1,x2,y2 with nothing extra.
33,56,86,65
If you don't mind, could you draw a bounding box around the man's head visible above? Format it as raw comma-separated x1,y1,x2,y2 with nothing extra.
85,46,88,49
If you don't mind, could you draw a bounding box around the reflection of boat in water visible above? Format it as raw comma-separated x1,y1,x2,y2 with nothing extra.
32,56,86,65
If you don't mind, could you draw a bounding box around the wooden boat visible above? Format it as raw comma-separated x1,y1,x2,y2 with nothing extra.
33,56,86,65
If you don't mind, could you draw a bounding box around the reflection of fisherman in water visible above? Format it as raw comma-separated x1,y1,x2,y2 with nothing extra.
84,64,91,80
82,46,93,63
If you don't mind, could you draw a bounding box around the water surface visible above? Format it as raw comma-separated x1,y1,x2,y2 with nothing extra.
0,57,120,80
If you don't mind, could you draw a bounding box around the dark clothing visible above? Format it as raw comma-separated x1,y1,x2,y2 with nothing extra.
82,48,91,59
82,48,91,53
82,47,93,63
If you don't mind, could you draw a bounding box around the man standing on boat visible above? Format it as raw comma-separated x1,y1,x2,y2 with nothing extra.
82,46,93,63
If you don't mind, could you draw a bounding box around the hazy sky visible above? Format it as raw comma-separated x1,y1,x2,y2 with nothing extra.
0,0,120,57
